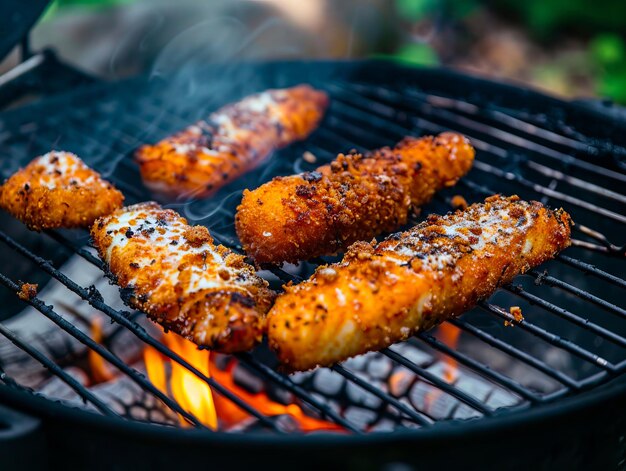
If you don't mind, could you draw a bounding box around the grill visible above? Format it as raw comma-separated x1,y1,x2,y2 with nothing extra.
0,56,625,469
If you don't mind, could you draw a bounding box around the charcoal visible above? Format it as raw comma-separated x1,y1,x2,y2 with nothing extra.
312,368,345,396
265,383,295,406
485,388,521,410
370,419,397,433
390,343,433,367
367,354,393,380
343,407,377,430
345,376,383,409
232,363,265,394
273,414,301,433
289,370,313,384
342,353,368,371
455,374,493,402
388,367,415,397
452,403,482,420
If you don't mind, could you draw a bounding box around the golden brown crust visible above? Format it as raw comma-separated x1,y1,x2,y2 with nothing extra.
0,152,124,231
267,195,572,371
91,202,275,353
235,132,475,265
136,85,328,199
17,282,38,301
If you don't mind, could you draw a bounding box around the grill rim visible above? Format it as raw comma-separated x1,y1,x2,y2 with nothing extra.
0,59,625,438
1,372,624,443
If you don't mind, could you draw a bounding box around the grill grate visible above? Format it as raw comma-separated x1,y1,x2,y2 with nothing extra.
0,62,624,433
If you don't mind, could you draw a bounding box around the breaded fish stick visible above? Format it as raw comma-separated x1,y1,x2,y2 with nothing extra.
268,195,572,371
236,132,474,265
136,85,328,199
91,202,274,352
0,151,123,230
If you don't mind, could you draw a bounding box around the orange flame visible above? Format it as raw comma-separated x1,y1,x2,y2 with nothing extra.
144,331,218,429
438,323,461,383
210,357,343,433
88,317,116,384
143,331,340,432
424,323,462,410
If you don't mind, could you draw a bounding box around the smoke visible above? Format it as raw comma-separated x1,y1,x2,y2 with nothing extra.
168,190,242,226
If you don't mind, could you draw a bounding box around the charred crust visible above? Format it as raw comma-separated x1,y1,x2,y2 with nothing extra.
302,171,323,182
295,185,316,198
119,286,136,305
87,285,104,303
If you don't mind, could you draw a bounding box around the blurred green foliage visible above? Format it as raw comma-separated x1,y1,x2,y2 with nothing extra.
373,43,439,67
40,0,626,103
396,0,478,20
392,0,626,103
43,0,131,20
493,0,626,102
495,0,626,37
590,34,626,103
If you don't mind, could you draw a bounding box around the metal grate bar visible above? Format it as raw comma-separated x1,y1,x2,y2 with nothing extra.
322,90,626,255
334,81,626,184
504,285,626,350
478,302,615,371
382,347,494,415
0,270,206,428
297,93,626,390
1,74,624,433
450,318,579,389
53,209,430,432
47,228,368,434
331,364,433,426
416,331,541,402
0,365,20,389
525,161,626,205
300,136,561,407
326,87,626,227
326,85,626,257
472,160,626,225
529,270,626,319
237,353,363,433
410,91,598,153
569,225,625,258
557,255,626,289
458,177,625,258
0,322,119,417
0,229,284,432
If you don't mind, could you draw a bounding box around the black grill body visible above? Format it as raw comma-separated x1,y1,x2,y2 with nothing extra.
0,60,625,470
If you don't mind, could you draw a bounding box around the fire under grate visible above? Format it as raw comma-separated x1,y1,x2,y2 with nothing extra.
0,62,624,434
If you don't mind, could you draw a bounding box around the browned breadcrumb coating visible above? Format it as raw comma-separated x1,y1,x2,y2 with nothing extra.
91,202,275,353
451,194,468,210
17,282,38,301
236,132,475,265
136,85,328,199
0,152,124,231
267,195,572,371
505,306,524,327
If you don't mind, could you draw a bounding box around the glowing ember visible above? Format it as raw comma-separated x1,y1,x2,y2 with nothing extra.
88,317,116,384
144,331,218,429
210,356,343,433
424,323,462,410
438,323,461,383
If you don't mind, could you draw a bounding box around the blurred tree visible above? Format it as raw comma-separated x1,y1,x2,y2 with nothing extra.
591,34,626,103
495,0,626,37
